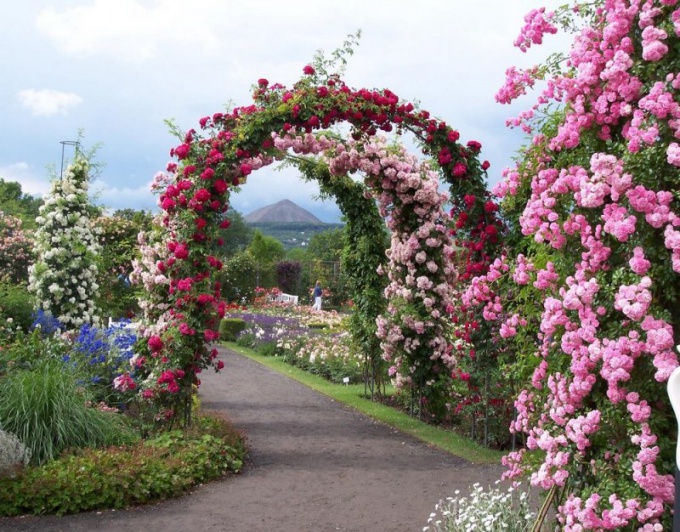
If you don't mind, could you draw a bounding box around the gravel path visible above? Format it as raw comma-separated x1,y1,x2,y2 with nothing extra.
1,346,504,532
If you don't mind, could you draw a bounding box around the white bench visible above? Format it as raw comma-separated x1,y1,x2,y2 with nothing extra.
267,293,299,305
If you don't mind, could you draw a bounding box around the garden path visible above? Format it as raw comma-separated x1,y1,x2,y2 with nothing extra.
1,346,504,532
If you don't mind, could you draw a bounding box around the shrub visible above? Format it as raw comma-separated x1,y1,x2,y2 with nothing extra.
0,283,34,337
0,358,137,465
218,318,247,342
0,430,31,479
0,327,67,377
0,412,245,516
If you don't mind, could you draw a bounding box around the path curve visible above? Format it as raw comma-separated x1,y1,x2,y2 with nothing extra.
1,347,504,532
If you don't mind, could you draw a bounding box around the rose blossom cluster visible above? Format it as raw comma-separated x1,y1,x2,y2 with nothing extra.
488,1,680,529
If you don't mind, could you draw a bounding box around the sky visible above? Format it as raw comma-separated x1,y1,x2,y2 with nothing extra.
1,0,567,223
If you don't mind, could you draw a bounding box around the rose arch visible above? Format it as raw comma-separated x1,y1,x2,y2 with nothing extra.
132,64,503,424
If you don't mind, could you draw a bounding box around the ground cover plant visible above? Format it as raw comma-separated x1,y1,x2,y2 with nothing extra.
0,411,244,516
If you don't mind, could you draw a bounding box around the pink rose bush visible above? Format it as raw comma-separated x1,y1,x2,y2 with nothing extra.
486,1,680,529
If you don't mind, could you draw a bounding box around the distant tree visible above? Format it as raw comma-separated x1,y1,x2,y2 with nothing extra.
306,228,344,263
219,209,253,259
112,208,154,232
276,261,302,294
0,179,42,228
219,251,257,303
247,230,285,287
285,247,311,263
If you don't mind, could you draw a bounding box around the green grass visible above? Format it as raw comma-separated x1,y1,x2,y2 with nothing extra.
225,342,503,464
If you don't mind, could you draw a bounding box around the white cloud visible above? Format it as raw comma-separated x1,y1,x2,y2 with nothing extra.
0,162,51,196
36,0,224,61
16,89,83,116
90,179,157,211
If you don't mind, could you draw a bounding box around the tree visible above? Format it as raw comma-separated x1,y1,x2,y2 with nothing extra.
276,261,302,294
218,209,253,259
219,251,257,303
247,230,285,287
0,179,42,229
306,227,344,262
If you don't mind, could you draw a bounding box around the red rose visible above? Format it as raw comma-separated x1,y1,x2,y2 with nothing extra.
200,168,215,180
220,219,231,229
257,78,269,87
483,201,498,213
467,140,482,152
240,163,253,176
447,130,460,142
438,147,452,166
174,243,189,259
303,65,315,75
161,197,176,211
217,360,225,370
453,163,467,177
317,86,329,97
481,160,490,170
148,336,164,353
213,179,228,193
194,217,207,230
194,188,211,202
174,143,190,159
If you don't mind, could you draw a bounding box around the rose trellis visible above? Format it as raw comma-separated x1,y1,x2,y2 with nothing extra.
137,64,502,423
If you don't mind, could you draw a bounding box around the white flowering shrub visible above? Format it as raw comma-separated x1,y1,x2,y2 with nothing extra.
28,158,100,329
424,482,538,532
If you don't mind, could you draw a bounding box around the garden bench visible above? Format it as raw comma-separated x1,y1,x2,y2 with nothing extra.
266,293,299,305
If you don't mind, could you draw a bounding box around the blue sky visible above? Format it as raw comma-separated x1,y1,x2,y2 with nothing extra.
1,0,566,223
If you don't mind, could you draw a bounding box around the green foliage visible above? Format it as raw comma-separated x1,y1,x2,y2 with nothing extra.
0,358,137,465
94,214,146,319
218,318,247,341
0,328,67,377
275,260,302,294
219,209,253,258
291,156,389,395
0,283,34,338
0,412,245,516
247,230,285,287
0,179,42,229
247,221,338,250
219,251,257,303
307,228,344,262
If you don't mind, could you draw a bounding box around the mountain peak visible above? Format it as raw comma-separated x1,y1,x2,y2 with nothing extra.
244,199,324,224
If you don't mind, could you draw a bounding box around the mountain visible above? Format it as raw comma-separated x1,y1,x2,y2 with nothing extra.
244,199,323,224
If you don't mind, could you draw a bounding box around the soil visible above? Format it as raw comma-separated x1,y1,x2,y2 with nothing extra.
0,346,505,532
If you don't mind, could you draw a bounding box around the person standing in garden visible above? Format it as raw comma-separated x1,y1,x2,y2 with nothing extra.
312,280,323,311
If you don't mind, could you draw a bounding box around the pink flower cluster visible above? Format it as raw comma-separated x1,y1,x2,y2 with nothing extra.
492,1,680,528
